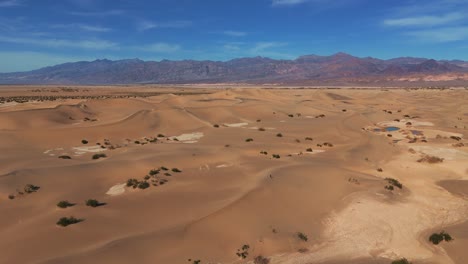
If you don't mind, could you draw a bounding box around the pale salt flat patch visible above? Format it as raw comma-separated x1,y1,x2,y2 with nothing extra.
216,164,233,168
106,183,126,196
378,119,434,127
280,120,286,123
410,146,468,161
170,132,204,143
72,146,106,156
223,122,248,127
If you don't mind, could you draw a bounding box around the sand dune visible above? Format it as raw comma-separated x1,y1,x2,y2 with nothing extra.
0,86,467,264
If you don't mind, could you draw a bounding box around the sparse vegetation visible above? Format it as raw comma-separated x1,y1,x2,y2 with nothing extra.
85,199,104,207
385,178,403,189
245,138,254,142
172,168,182,173
392,258,411,264
24,184,40,194
58,155,72,159
450,136,462,141
56,216,82,227
8,194,15,200
429,231,452,245
57,200,74,208
137,181,150,189
213,124,219,128
417,155,444,164
305,137,313,141
157,134,165,138
297,232,308,242
276,133,283,137
81,139,88,144
260,151,268,155
306,148,313,152
254,255,270,264
92,153,107,160
272,154,280,159
258,127,266,131
236,244,250,259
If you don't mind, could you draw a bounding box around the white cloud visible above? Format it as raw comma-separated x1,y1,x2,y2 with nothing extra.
137,20,192,31
51,23,112,32
272,0,308,6
139,43,181,53
384,12,464,27
407,26,468,42
0,0,21,7
0,36,118,49
69,10,124,16
223,30,247,37
251,42,287,53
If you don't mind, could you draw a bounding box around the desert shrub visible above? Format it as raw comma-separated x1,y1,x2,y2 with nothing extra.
157,134,165,138
385,185,394,191
306,148,313,152
392,258,411,264
385,178,402,189
56,216,82,227
92,153,107,160
276,133,283,137
260,151,268,155
288,114,294,118
134,140,140,144
254,255,270,264
149,169,160,176
24,184,40,194
8,194,15,200
160,166,168,171
213,124,219,128
236,244,250,259
429,231,452,245
245,138,254,142
85,199,103,207
450,136,462,141
295,139,301,143
81,139,88,144
126,178,139,188
144,175,150,180
258,127,266,131
377,168,383,172
172,168,182,173
305,137,313,141
257,119,261,122
323,142,333,147
297,232,308,242
272,154,280,159
417,155,444,164
57,200,74,208
58,155,72,160
137,181,150,189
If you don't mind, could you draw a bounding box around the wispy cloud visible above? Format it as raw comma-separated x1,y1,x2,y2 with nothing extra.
0,36,118,49
51,23,112,32
139,42,181,53
272,0,308,6
223,30,247,37
251,42,287,53
69,9,124,16
384,12,464,27
0,0,22,7
137,20,192,31
407,26,468,42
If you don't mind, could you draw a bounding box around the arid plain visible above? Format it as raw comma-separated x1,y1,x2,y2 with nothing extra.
0,86,467,264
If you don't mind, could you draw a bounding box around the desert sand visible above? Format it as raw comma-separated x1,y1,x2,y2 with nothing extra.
0,86,467,264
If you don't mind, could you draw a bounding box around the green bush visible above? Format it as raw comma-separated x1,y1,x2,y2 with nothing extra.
391,258,411,264
429,231,452,245
57,200,74,208
126,178,139,188
297,232,308,242
385,178,402,189
149,169,160,176
85,199,103,207
56,216,82,227
24,184,40,194
137,181,150,189
92,153,107,160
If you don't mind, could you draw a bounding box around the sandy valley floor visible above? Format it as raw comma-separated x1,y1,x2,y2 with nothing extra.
0,86,467,264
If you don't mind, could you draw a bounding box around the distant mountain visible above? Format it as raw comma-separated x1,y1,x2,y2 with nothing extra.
1,53,467,85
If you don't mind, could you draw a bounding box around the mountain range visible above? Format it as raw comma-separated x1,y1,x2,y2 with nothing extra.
1,52,468,86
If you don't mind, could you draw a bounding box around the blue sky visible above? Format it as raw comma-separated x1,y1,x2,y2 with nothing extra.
1,0,468,72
